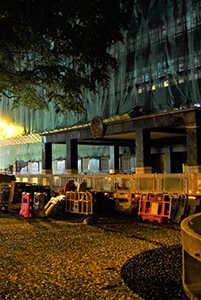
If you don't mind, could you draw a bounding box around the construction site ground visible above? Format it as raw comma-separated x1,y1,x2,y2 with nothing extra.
0,210,188,300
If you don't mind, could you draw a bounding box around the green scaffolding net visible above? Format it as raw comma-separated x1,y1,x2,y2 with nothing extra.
1,0,201,133
0,142,133,170
0,0,201,168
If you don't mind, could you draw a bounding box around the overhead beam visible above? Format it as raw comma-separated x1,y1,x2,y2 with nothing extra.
77,138,134,146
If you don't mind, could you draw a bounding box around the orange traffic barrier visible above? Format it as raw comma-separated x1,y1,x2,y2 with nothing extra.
138,193,171,223
65,191,93,215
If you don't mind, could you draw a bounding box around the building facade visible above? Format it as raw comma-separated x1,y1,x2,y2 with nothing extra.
1,0,201,175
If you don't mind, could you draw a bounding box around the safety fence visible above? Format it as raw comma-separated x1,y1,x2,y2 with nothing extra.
17,189,201,223
19,192,34,218
44,195,66,217
138,193,171,223
65,191,93,215
136,192,201,224
14,172,194,195
18,191,93,218
19,192,46,218
12,172,201,222
34,192,46,217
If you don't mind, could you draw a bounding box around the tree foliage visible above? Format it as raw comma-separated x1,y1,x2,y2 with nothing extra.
0,0,133,114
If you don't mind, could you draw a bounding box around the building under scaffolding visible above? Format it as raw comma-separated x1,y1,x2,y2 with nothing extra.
1,0,201,175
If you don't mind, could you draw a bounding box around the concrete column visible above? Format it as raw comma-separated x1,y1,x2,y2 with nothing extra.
109,145,119,173
66,139,78,174
42,140,52,174
135,128,152,174
187,127,201,173
164,146,171,173
131,154,136,173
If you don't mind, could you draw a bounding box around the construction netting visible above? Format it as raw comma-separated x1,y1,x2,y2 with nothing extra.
125,0,201,115
0,143,42,170
1,0,201,168
0,142,132,169
1,0,201,134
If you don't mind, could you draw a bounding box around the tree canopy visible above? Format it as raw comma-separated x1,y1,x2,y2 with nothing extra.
0,0,133,114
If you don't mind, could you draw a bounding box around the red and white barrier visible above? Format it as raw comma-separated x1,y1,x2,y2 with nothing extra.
19,192,34,218
138,193,171,223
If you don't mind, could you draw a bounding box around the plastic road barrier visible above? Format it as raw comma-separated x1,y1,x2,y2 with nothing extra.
171,194,201,223
44,195,65,217
138,193,171,223
170,193,187,223
65,191,93,215
19,192,34,218
34,192,45,217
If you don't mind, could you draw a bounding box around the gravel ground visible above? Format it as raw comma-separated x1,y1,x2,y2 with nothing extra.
0,212,188,300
